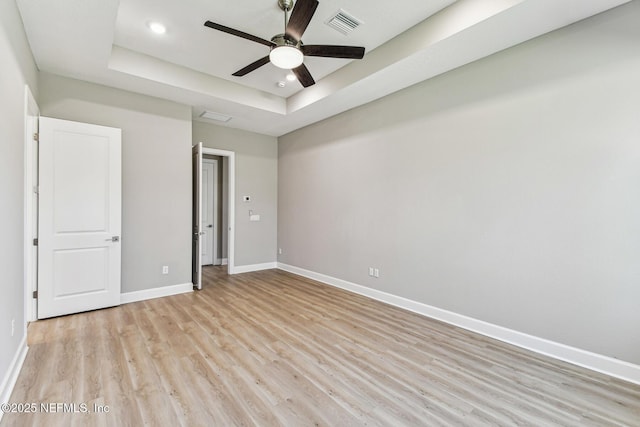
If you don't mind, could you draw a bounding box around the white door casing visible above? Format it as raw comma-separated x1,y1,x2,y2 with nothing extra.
192,143,203,289
201,159,218,266
38,117,122,319
221,157,229,265
24,85,39,323
212,159,221,266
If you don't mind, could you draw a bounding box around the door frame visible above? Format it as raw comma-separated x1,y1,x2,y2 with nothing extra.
199,146,236,274
23,85,39,323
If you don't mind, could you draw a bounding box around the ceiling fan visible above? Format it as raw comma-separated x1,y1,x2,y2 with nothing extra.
204,0,365,88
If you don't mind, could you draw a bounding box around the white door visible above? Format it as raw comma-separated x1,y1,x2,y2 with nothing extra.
38,117,121,319
201,159,218,266
192,143,203,290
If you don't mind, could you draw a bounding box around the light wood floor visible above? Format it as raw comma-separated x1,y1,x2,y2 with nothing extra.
2,267,639,426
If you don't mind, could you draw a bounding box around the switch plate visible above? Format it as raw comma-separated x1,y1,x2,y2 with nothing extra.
162,266,169,275
278,248,282,255
374,268,379,278
250,214,260,221
368,267,374,276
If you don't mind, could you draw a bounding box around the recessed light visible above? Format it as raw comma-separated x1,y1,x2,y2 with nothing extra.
277,81,286,88
286,73,297,82
148,21,166,35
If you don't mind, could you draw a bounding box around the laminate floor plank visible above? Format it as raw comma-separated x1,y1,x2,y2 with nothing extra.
2,266,639,426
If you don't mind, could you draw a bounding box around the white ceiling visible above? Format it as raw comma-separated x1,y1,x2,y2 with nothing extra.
16,0,630,136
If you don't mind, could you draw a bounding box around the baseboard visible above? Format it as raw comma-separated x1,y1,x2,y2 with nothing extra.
0,335,28,419
233,262,277,274
277,263,640,385
221,258,228,266
120,283,193,304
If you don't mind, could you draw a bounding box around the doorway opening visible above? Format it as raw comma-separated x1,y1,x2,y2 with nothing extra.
192,144,236,290
201,156,221,267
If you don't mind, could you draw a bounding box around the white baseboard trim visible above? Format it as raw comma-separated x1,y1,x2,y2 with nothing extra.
277,263,640,385
233,262,278,274
0,335,28,418
221,258,228,266
120,283,193,304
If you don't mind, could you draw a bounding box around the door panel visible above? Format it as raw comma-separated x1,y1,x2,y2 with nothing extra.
53,132,109,232
38,117,121,319
53,248,109,296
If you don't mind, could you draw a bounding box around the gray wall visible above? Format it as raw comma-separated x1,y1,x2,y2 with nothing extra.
38,73,193,293
0,0,38,393
193,121,277,267
278,2,640,365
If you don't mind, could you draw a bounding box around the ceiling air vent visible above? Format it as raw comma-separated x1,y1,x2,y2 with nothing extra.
325,9,362,35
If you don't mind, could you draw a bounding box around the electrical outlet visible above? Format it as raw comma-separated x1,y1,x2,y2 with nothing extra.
162,265,169,275
11,319,15,337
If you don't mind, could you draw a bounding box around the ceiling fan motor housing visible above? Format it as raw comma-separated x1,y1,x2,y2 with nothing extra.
271,33,301,49
269,34,303,69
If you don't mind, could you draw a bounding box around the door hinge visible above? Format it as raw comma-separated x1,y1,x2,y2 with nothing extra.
33,186,39,194
32,290,38,299
33,238,38,246
33,132,39,142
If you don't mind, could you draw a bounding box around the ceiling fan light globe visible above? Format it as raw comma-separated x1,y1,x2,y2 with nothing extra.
270,46,304,69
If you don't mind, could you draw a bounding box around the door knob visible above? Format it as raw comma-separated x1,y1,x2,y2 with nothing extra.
207,224,213,228
105,236,120,242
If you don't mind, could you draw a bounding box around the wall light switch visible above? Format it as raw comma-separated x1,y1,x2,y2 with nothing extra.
162,265,169,275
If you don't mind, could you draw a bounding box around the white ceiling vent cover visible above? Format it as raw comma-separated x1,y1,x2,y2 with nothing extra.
325,9,363,35
200,110,232,122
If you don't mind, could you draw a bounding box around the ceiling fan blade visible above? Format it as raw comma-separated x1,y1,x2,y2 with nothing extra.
232,56,271,77
204,21,274,47
285,0,319,41
302,45,365,59
292,63,315,87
